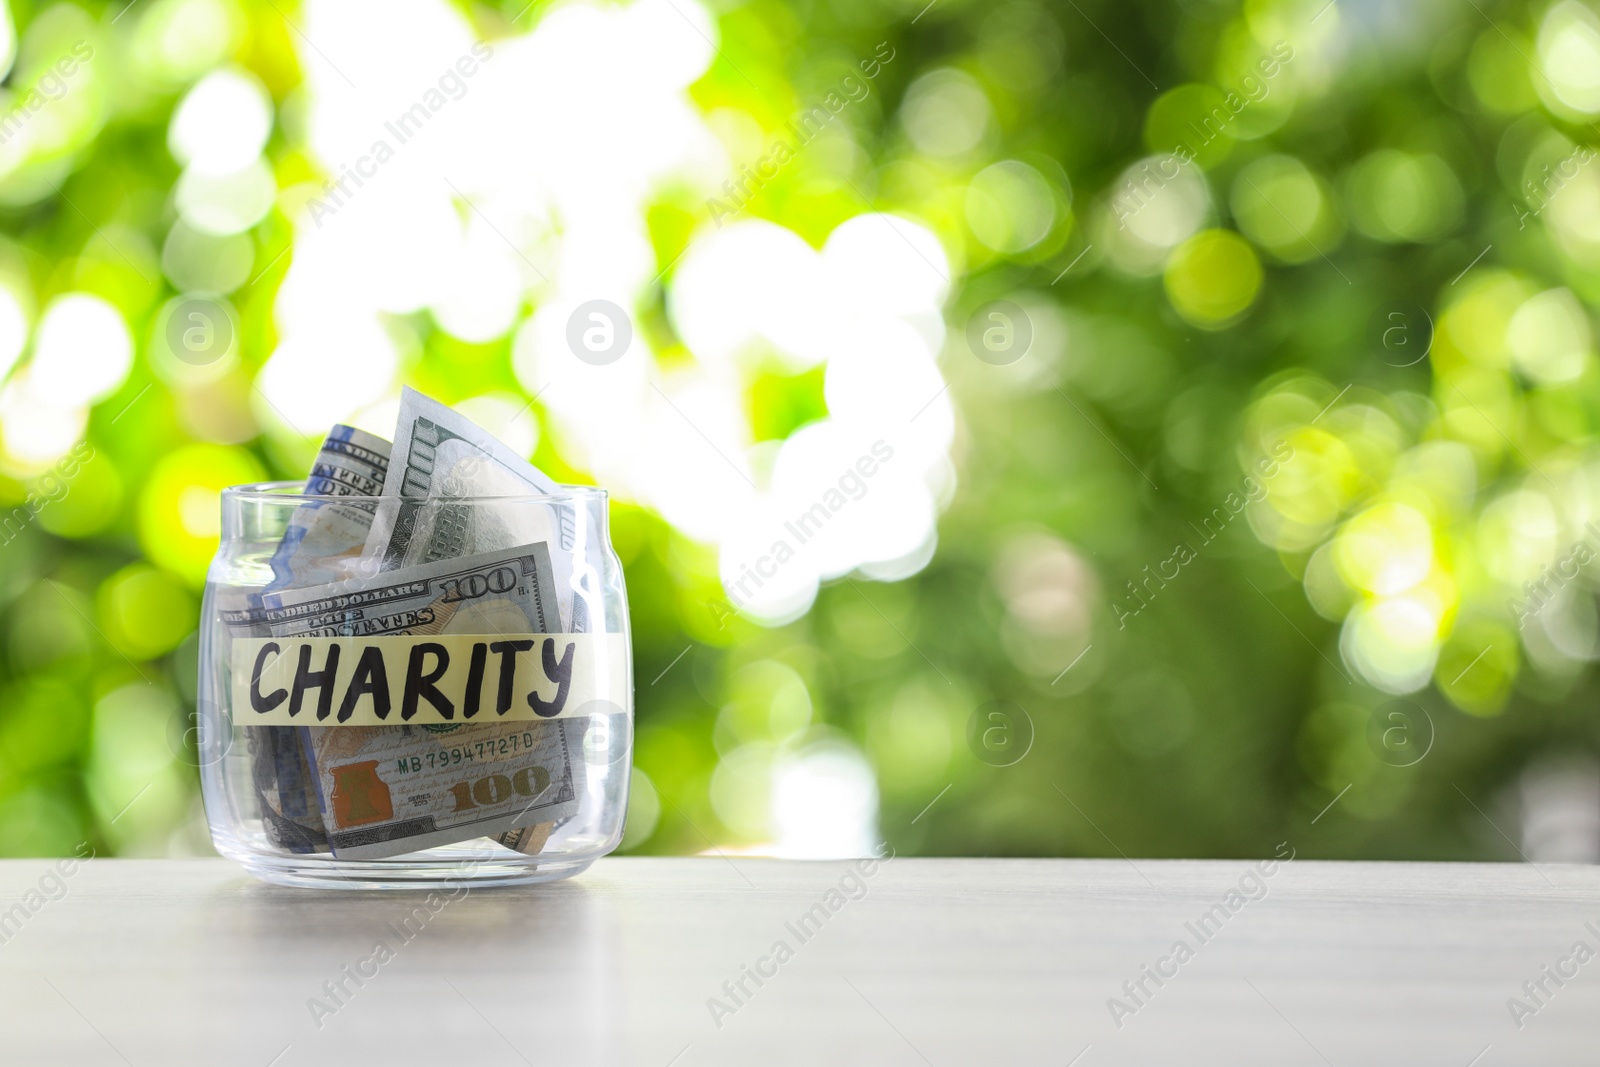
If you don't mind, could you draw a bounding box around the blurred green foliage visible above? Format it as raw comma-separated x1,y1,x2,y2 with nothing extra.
0,0,1596,862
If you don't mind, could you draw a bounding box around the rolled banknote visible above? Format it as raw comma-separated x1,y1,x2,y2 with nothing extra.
268,425,392,591
229,426,394,854
249,724,328,852
221,589,330,854
255,545,585,859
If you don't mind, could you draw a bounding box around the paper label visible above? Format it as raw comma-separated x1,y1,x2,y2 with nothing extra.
231,633,629,726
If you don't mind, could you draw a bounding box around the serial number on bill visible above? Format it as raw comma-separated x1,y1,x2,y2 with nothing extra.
394,732,540,772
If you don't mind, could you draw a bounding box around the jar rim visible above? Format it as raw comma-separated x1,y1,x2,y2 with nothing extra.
222,479,609,505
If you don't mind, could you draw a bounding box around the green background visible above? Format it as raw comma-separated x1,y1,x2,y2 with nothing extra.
0,0,1594,862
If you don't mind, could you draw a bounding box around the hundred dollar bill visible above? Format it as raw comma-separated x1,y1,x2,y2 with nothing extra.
220,590,330,853
361,388,592,631
227,426,393,854
257,545,584,859
268,425,392,590
247,722,328,852
496,821,554,854
357,389,610,850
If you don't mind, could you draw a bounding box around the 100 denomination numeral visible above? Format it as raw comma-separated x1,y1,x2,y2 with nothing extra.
447,765,551,812
437,566,517,603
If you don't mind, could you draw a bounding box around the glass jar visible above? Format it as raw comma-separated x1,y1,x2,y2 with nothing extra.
197,482,633,889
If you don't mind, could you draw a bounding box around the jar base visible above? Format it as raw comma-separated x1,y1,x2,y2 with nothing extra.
234,843,596,890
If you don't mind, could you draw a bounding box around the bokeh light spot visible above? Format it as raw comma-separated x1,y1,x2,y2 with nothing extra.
965,160,1057,254
96,564,196,661
137,443,265,585
1163,229,1262,327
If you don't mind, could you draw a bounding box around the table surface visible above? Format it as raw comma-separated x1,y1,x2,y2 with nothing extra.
0,856,1594,1065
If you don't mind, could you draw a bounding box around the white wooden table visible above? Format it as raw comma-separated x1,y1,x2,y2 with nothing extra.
0,857,1593,1064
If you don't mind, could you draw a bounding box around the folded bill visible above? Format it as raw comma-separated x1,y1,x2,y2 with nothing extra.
361,388,594,632
356,387,609,853
268,425,392,591
300,717,577,859
223,587,331,854
230,426,393,854
255,545,585,859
